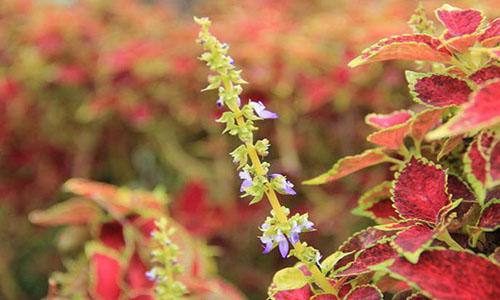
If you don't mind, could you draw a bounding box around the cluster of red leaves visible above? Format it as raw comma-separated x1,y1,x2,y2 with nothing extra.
285,4,500,300
30,179,245,300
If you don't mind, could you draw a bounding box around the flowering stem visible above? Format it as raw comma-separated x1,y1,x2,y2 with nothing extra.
224,80,335,294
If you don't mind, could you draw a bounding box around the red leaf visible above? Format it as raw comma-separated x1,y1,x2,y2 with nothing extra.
274,285,311,300
469,65,500,84
365,110,413,129
336,243,397,276
99,221,126,251
392,157,450,224
464,140,487,200
366,199,400,222
491,142,500,183
348,34,451,68
354,182,400,223
388,249,500,300
367,121,411,150
310,294,339,300
480,18,500,47
436,5,484,38
406,72,471,107
478,201,500,231
303,149,388,185
437,135,464,160
336,227,396,271
126,252,153,297
344,285,383,300
89,249,122,300
392,223,435,263
428,79,500,139
29,198,101,226
64,178,162,216
410,108,446,143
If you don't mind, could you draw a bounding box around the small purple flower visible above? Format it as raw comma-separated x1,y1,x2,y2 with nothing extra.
259,235,274,254
216,98,223,108
145,269,156,281
249,100,278,119
239,170,253,192
270,174,296,195
289,222,302,244
229,58,234,65
275,232,289,258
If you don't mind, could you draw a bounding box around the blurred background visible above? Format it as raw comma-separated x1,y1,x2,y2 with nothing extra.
0,0,497,299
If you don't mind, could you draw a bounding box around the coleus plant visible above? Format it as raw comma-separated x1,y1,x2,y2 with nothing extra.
196,3,500,300
30,179,244,300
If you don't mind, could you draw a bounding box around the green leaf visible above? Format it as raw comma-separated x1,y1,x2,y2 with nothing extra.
272,267,308,292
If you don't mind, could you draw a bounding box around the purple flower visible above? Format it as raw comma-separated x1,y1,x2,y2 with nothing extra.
216,98,223,108
145,269,156,281
275,232,289,258
239,170,253,192
289,222,302,244
270,174,296,195
259,235,274,254
249,100,278,119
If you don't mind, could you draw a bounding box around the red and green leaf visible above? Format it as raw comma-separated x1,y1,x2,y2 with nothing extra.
335,227,396,271
480,18,500,47
478,200,500,231
303,149,389,185
437,135,464,160
353,181,400,223
29,197,101,226
427,79,500,139
387,249,500,300
435,5,485,39
464,140,488,202
392,157,450,224
344,285,382,300
367,120,411,150
365,110,413,129
469,65,500,84
336,243,397,277
490,141,500,185
391,223,435,263
348,34,451,68
406,71,471,107
410,108,446,143
88,244,123,300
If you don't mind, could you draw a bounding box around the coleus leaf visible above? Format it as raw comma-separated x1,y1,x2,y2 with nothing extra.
87,243,122,300
490,141,500,185
272,267,309,292
410,108,446,143
469,65,500,84
464,139,488,203
435,5,485,39
310,294,339,300
387,249,500,300
447,175,476,230
478,200,500,231
29,197,101,226
348,34,451,68
392,157,450,224
336,243,397,277
480,18,500,47
303,149,389,185
367,120,411,150
437,135,463,160
391,223,435,263
365,110,413,129
344,285,383,300
335,227,396,271
352,181,400,223
406,71,472,107
427,79,500,139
